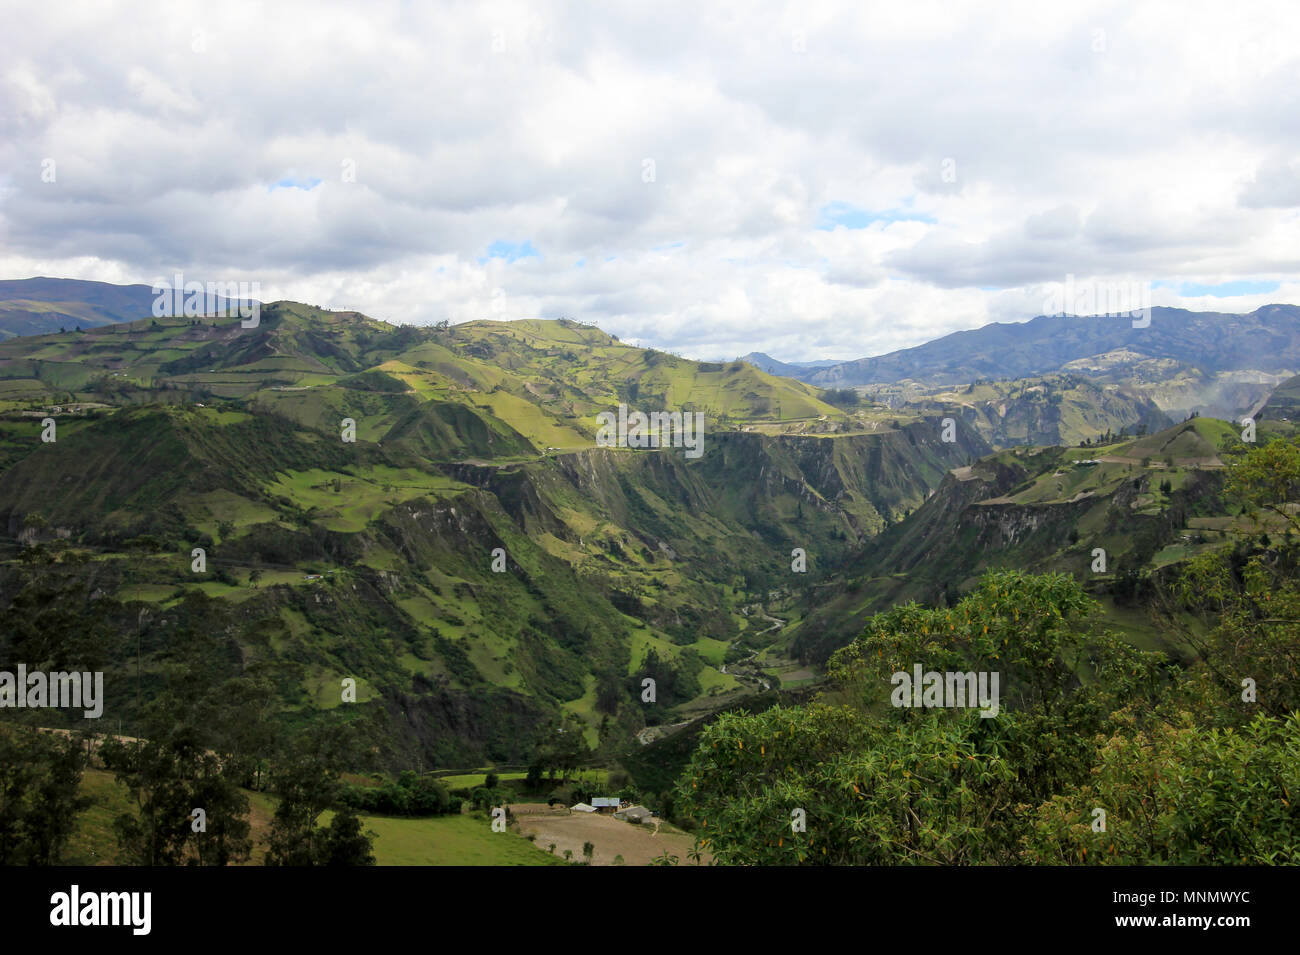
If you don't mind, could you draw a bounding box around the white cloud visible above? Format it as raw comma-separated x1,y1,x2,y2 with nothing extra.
1,0,1298,361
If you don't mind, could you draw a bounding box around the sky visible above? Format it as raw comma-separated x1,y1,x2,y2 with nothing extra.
2,0,1299,361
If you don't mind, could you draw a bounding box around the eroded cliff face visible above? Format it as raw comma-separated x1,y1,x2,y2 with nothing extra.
962,499,1091,549
436,419,989,553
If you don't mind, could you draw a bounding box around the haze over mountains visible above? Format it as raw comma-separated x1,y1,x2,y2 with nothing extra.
739,354,847,378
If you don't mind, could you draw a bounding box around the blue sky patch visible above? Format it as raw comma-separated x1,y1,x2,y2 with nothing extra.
816,201,935,230
1155,279,1280,297
270,177,322,191
480,239,541,264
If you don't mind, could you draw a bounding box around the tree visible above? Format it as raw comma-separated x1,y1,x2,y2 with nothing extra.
678,702,1020,865
207,676,278,791
1227,437,1300,535
678,571,1164,865
582,841,595,864
594,672,622,715
535,714,593,779
628,648,701,714
821,388,860,408
0,728,90,865
100,652,254,866
1023,712,1300,865
315,806,377,866
265,718,375,866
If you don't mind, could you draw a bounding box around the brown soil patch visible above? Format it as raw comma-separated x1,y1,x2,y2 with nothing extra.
512,805,709,866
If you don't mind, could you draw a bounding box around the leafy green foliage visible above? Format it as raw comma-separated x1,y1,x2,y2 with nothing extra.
1024,712,1300,864
99,638,259,866
680,572,1170,865
265,720,376,866
0,727,90,865
337,771,459,816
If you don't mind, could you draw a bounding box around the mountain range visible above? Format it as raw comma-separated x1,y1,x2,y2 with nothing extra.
744,304,1300,420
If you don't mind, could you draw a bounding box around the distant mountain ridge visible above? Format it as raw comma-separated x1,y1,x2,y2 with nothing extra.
0,277,259,339
739,352,845,377
746,305,1300,387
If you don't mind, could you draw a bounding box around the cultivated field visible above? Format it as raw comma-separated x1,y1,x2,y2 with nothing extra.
511,803,709,865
